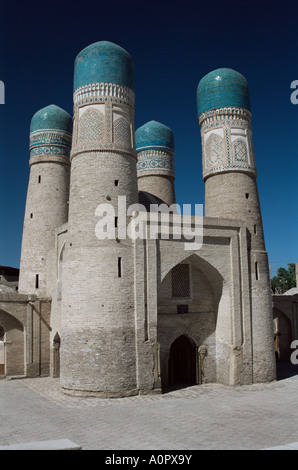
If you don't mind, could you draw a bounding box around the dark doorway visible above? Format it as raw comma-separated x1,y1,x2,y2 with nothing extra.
0,325,5,376
168,335,197,387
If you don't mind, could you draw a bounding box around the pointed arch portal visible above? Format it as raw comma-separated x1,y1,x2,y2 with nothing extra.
158,252,225,389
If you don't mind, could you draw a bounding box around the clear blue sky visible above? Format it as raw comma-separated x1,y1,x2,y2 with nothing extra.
0,0,297,277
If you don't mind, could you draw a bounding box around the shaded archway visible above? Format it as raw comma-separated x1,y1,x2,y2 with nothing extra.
0,310,24,376
273,307,292,362
168,335,197,387
158,252,225,388
0,325,5,376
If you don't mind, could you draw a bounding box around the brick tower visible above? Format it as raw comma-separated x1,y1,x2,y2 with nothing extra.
136,121,176,206
60,41,139,397
197,68,276,383
19,105,72,296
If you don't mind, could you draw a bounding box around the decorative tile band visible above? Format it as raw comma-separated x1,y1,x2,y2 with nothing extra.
30,130,72,148
30,129,72,158
73,82,135,108
137,149,175,178
202,162,256,178
30,146,70,157
200,108,256,180
71,100,136,159
199,107,251,126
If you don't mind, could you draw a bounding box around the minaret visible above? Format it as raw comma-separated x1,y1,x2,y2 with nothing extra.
18,105,72,297
60,41,139,397
197,68,276,383
136,121,176,206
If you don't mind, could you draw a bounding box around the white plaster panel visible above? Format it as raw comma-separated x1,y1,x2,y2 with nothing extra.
79,104,105,117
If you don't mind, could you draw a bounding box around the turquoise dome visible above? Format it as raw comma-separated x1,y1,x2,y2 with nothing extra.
74,41,134,92
136,121,174,152
197,68,250,116
30,105,73,134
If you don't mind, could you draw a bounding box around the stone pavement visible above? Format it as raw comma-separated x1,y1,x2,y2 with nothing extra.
1,364,298,450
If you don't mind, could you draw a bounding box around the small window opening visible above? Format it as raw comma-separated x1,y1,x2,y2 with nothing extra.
177,305,189,314
38,175,41,183
115,180,119,187
35,274,39,289
245,193,249,199
118,257,122,278
30,213,33,219
171,264,191,298
255,262,259,281
254,224,257,234
115,217,118,228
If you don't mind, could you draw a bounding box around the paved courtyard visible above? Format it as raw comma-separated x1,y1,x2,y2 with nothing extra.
1,364,298,450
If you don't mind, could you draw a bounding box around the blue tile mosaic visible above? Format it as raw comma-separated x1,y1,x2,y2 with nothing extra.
135,121,174,152
30,105,73,134
137,150,175,177
74,41,134,92
197,68,250,116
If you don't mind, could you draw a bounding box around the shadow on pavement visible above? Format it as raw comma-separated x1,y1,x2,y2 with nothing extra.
276,361,298,381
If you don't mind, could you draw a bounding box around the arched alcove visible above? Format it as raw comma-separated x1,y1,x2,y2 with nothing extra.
273,308,292,361
0,310,24,376
157,253,224,389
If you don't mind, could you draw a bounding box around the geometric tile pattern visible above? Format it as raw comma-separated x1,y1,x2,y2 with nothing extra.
225,127,231,164
199,107,256,179
171,264,191,298
137,149,175,178
71,90,137,159
79,108,104,146
113,117,130,144
205,133,224,164
29,130,72,158
31,146,70,157
233,138,248,162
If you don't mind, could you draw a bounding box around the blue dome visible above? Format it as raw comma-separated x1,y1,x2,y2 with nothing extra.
74,41,134,92
30,105,73,134
136,121,174,152
197,68,250,116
